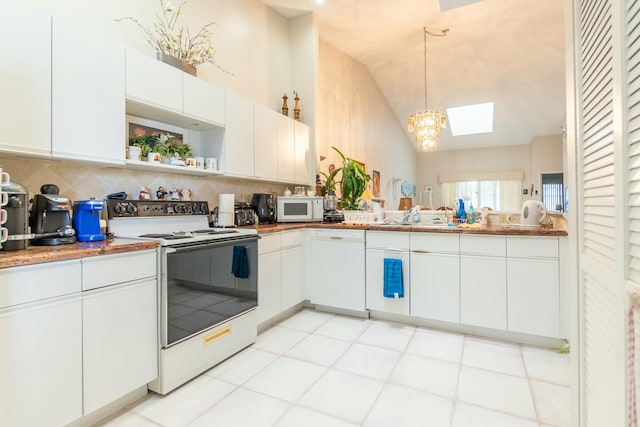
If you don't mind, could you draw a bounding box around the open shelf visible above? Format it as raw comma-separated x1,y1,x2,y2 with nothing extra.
124,159,224,177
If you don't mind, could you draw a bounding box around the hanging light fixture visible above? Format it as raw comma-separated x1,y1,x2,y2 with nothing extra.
408,27,449,152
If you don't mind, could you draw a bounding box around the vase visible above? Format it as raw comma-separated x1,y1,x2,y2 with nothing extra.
156,52,197,77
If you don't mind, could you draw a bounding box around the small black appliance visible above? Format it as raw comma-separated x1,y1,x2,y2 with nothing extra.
29,184,76,245
234,202,256,226
250,193,276,224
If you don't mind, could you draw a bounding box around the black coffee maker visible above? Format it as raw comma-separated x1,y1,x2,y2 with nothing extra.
250,193,276,224
29,184,76,245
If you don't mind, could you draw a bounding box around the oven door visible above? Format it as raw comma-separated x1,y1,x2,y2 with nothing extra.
161,235,258,347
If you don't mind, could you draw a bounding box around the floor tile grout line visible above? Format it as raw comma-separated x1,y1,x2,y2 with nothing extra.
519,342,544,426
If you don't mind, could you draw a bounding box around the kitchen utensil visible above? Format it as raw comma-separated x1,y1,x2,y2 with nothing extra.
205,157,218,171
127,146,141,160
521,199,547,226
284,188,292,196
29,184,76,246
234,202,256,226
0,167,10,186
251,193,276,224
1,180,29,251
6,225,76,242
72,199,105,242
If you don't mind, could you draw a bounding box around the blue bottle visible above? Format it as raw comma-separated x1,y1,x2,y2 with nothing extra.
457,198,466,220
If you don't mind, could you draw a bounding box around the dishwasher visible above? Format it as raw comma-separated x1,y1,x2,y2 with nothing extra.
308,228,366,314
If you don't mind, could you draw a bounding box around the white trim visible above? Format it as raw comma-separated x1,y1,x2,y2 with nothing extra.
438,170,524,183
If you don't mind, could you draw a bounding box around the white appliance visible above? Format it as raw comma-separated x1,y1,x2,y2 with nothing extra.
277,196,324,222
521,200,547,226
107,200,259,395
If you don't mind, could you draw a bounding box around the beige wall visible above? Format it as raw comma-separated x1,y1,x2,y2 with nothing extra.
317,41,416,206
416,136,565,208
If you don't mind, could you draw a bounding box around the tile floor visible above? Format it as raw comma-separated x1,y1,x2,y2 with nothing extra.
99,309,571,427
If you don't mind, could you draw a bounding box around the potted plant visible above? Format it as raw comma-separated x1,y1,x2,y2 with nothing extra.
156,134,192,162
331,146,371,210
129,135,159,159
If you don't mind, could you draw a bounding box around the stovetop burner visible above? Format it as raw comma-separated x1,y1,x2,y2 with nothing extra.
192,229,238,235
139,233,187,240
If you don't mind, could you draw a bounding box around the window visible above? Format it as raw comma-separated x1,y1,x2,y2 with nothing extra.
441,180,522,211
541,172,564,212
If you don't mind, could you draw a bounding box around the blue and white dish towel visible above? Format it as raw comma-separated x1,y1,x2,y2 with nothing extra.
383,258,404,298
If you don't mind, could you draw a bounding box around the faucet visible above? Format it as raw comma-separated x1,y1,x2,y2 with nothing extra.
402,206,419,224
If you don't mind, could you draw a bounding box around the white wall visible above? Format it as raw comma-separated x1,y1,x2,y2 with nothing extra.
317,40,416,206
531,134,564,201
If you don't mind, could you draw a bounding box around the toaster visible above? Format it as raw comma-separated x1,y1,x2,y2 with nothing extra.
234,202,256,226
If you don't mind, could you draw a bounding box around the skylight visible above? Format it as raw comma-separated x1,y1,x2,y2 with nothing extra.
446,102,494,136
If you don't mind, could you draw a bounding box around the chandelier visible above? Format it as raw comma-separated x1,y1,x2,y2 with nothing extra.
407,27,449,152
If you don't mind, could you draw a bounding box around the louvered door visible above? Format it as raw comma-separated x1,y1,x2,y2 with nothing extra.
572,0,627,426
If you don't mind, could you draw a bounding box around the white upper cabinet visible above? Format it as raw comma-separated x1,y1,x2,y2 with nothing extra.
0,4,51,156
52,18,125,164
182,73,225,126
254,104,279,180
125,49,182,114
294,121,310,185
277,114,296,182
125,49,226,129
223,92,254,177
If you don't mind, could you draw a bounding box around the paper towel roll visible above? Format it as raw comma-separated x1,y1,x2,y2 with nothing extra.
219,193,234,213
218,193,235,227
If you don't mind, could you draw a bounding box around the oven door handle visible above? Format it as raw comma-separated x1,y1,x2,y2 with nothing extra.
164,236,260,253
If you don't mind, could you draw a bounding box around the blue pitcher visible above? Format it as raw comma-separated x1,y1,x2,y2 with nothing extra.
457,198,466,220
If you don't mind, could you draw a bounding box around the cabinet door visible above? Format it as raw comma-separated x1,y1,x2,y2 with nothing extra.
183,73,225,125
294,121,310,184
257,251,282,324
367,249,410,315
410,252,459,322
507,258,560,337
277,114,295,182
0,4,51,156
52,19,125,164
460,255,507,330
254,105,279,180
125,49,182,113
282,245,305,310
224,92,255,177
0,296,82,427
82,279,158,414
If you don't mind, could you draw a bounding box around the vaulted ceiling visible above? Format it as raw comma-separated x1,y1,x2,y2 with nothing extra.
262,0,566,151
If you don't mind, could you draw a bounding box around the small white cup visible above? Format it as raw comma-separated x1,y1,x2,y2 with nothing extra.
127,146,142,161
0,167,9,185
195,156,204,169
147,152,161,163
0,227,7,243
0,191,7,207
0,209,6,225
205,157,218,171
186,157,197,168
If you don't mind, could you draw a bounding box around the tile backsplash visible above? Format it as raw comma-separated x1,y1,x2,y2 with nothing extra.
0,156,292,209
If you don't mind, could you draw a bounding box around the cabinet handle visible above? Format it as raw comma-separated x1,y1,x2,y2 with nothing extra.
330,236,343,240
411,249,430,254
203,326,232,346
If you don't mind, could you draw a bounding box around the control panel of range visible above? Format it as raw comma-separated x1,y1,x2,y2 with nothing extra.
106,200,210,218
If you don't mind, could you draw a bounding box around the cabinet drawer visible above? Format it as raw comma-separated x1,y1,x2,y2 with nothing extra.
0,260,81,308
258,233,281,255
507,236,558,258
280,230,303,248
410,232,459,253
367,231,410,250
82,250,157,291
460,234,505,256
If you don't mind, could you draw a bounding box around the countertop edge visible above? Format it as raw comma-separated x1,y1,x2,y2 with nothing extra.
249,222,568,236
0,239,159,269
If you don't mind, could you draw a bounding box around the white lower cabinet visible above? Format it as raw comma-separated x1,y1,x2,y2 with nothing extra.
460,255,507,329
366,231,411,315
0,250,159,426
257,234,282,324
257,230,306,324
82,278,158,414
506,236,561,338
0,261,83,427
411,252,460,322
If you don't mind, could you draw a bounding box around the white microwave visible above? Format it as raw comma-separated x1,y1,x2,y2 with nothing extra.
277,196,324,222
